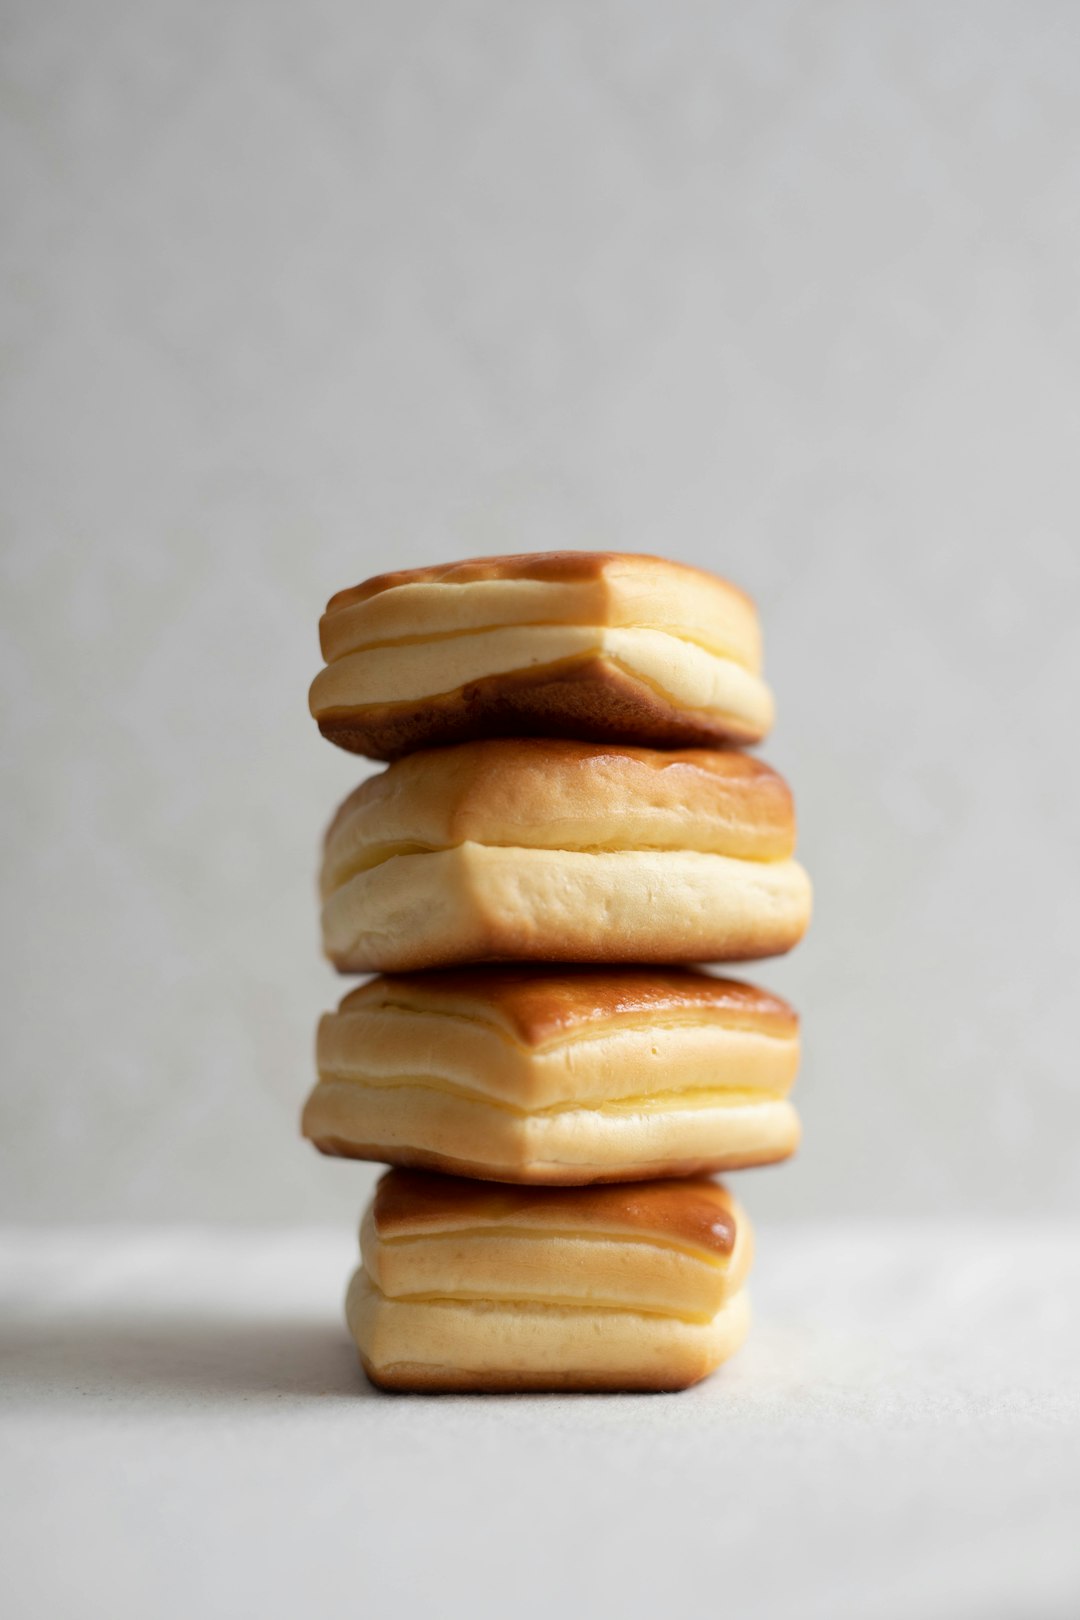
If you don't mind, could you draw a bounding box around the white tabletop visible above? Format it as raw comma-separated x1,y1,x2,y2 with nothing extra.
3,1223,1078,1620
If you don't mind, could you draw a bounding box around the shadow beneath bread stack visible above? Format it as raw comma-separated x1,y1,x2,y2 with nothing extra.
0,1311,376,1408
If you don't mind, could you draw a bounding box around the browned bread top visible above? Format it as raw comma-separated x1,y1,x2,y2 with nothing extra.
338,966,796,1048
371,1167,740,1256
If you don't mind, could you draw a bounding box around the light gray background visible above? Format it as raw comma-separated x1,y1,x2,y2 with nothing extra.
2,0,1079,1224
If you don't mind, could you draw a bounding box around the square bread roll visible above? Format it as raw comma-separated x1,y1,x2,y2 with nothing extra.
350,1169,754,1392
309,551,774,759
303,967,800,1182
320,738,811,971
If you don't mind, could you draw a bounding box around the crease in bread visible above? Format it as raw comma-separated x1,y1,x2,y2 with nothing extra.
349,1169,754,1391
302,967,801,1182
309,553,775,757
319,740,812,972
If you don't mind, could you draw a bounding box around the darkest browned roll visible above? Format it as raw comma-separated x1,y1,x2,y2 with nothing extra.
309,551,775,759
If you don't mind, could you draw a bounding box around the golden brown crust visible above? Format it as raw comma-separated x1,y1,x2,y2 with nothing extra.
306,963,801,1180
338,967,797,1047
316,655,764,760
323,738,796,868
369,1167,738,1253
323,550,751,614
348,1177,755,1391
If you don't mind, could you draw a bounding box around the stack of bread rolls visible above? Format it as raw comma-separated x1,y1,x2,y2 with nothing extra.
303,553,811,1392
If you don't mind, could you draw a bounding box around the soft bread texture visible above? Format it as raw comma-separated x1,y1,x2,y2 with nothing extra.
303,968,801,1182
321,738,795,889
310,552,775,758
349,1169,753,1392
348,1276,751,1393
319,740,812,971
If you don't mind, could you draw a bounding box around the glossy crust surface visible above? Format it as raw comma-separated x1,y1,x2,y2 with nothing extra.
348,1169,754,1392
319,740,811,972
309,552,774,759
302,967,801,1182
333,966,798,1047
370,1167,744,1252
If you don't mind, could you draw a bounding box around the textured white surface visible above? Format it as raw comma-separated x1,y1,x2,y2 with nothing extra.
3,1,1080,1225
2,1224,1079,1620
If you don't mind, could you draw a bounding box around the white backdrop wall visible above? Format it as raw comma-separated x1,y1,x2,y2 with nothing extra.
2,0,1079,1222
